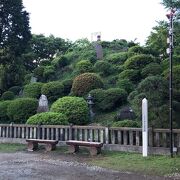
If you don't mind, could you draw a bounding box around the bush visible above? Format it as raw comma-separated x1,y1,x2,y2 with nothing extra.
141,63,162,78
41,81,64,103
26,112,68,125
33,66,45,82
118,69,140,83
124,54,156,70
62,79,73,95
50,96,89,125
8,86,21,95
76,60,93,74
23,82,44,99
112,120,141,128
106,52,128,64
7,98,38,123
89,88,127,111
43,66,55,81
0,100,12,123
116,79,134,94
94,60,112,76
1,91,15,100
127,45,149,57
51,56,69,69
71,73,104,96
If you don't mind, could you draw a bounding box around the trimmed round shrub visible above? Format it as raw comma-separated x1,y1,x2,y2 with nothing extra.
94,61,112,76
116,79,134,94
106,52,128,64
23,82,44,98
1,91,15,100
62,79,73,95
112,120,141,127
7,98,38,123
141,63,162,78
43,66,55,81
89,88,127,111
0,100,12,123
33,66,45,82
24,73,33,85
41,81,64,102
76,60,93,74
51,56,69,69
71,73,104,96
50,96,89,125
118,69,140,83
8,86,21,95
26,112,68,125
124,54,156,70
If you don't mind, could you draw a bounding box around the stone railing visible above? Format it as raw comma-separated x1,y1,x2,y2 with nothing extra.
0,124,180,155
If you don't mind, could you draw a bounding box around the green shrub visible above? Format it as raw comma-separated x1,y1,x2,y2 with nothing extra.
112,120,141,127
26,112,68,125
1,91,15,100
0,100,12,123
51,56,69,69
116,79,134,94
89,88,127,111
94,60,112,76
43,66,55,81
141,63,162,78
24,73,33,85
124,54,156,70
118,69,140,83
41,81,64,102
106,52,128,64
33,66,45,81
71,73,104,96
62,79,73,95
127,45,147,57
50,96,89,125
76,60,93,74
8,86,21,95
23,82,44,98
7,98,38,123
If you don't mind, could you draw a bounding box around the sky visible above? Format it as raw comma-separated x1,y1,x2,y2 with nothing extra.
22,0,167,45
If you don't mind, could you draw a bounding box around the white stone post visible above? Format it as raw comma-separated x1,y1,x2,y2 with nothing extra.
142,98,148,157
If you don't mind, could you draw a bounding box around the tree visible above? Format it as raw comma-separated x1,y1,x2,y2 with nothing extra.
0,0,31,56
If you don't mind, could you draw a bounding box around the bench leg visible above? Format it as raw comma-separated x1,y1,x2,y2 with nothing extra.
90,147,101,156
27,142,38,151
45,143,56,151
68,145,79,153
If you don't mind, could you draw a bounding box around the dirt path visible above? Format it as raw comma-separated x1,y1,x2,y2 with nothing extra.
0,152,177,180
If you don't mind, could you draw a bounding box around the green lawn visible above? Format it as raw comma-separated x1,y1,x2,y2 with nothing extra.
89,151,180,176
0,143,26,153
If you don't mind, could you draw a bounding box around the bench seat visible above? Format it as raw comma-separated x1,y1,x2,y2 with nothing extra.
26,139,58,152
66,140,103,156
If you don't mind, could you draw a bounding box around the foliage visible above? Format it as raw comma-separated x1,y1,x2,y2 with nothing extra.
141,63,162,78
0,100,12,123
43,66,55,81
41,81,64,102
26,112,68,125
23,82,44,98
94,60,112,76
51,56,69,69
128,45,148,57
7,98,38,123
1,91,15,100
8,86,21,95
105,52,128,64
112,120,141,127
62,79,73,95
71,73,104,96
124,54,156,70
118,69,140,83
89,88,127,111
116,79,134,94
50,96,89,125
33,66,45,82
76,60,93,74
128,76,169,127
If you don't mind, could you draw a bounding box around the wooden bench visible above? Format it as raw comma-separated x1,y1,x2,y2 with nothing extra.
66,140,103,156
26,139,58,152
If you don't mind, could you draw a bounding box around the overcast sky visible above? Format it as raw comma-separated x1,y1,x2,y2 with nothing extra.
23,0,167,44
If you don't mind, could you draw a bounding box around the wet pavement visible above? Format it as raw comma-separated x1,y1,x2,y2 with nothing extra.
0,152,178,180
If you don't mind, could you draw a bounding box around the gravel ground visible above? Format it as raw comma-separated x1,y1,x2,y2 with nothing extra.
0,152,178,180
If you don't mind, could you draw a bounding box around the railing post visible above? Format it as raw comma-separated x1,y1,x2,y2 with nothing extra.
9,122,14,138
105,126,109,144
69,124,73,140
148,127,153,147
